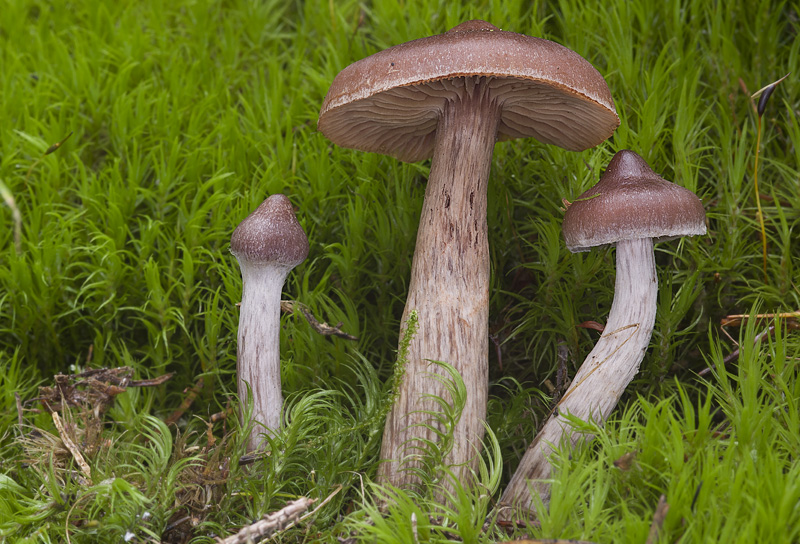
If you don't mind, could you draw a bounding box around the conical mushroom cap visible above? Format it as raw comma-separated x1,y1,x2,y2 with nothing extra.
319,20,619,162
563,150,706,252
231,194,309,268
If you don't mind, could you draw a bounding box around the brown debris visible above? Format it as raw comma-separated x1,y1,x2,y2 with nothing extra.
720,311,800,329
29,367,174,416
281,300,359,340
698,309,800,378
162,428,235,544
206,406,233,447
51,410,92,485
698,325,775,377
18,367,174,476
16,366,239,544
576,320,605,333
166,378,206,426
612,451,638,471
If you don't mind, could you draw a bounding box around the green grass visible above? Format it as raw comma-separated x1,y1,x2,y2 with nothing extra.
1,0,799,541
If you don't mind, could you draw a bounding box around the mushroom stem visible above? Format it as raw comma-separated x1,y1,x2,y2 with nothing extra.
237,265,291,451
498,236,657,517
378,80,501,487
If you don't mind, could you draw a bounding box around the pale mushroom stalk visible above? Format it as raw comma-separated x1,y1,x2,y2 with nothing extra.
231,194,309,452
379,83,501,486
498,236,657,514
237,265,295,446
497,149,706,519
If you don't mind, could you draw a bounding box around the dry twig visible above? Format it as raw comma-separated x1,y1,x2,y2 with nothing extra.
720,311,800,328
165,378,205,426
51,410,92,485
280,300,358,340
698,325,775,377
217,498,314,544
697,310,800,377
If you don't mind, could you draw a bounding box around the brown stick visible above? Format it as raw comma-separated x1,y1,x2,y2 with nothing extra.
52,411,92,485
128,373,175,387
698,325,775,377
720,311,800,327
165,378,205,426
280,300,358,340
217,498,314,544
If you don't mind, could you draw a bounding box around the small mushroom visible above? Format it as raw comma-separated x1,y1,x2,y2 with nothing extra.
498,150,706,516
319,20,619,488
230,194,309,452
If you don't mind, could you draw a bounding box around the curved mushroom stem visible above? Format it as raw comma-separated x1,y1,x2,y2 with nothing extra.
378,79,501,489
498,237,658,518
237,265,291,452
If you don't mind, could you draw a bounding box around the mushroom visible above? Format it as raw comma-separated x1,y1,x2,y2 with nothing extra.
318,20,619,487
498,150,706,517
230,194,309,452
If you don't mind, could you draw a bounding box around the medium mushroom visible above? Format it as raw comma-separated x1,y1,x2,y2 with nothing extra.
230,194,309,452
319,20,619,487
498,150,706,517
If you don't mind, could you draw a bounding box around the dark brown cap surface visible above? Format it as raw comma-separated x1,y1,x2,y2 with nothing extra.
231,194,309,267
563,150,706,252
318,20,619,162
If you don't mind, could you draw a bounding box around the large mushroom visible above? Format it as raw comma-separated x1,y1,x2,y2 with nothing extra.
318,20,619,487
230,194,309,452
498,150,706,517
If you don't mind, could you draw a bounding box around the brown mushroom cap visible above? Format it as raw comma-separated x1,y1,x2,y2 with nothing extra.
562,150,707,252
318,20,619,162
231,194,309,267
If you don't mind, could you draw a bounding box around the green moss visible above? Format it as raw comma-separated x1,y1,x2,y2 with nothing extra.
2,0,800,541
